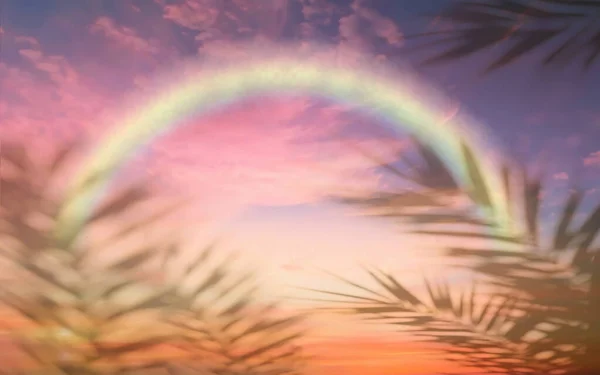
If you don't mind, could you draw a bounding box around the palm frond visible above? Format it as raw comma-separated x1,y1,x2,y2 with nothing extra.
308,267,564,374
329,139,473,225
346,138,459,191
440,174,600,373
441,168,600,291
330,138,520,242
335,136,598,281
1,141,307,375
325,136,600,372
162,243,308,375
410,0,600,72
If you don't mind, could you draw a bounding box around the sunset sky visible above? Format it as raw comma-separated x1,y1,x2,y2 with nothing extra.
2,0,600,374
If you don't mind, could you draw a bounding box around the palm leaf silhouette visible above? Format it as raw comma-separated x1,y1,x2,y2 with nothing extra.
318,138,599,373
329,138,514,235
331,139,460,220
158,243,308,375
440,172,600,374
1,141,307,375
307,269,560,374
1,142,188,374
410,0,600,72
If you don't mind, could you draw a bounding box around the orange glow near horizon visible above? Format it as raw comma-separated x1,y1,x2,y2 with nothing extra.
0,318,462,375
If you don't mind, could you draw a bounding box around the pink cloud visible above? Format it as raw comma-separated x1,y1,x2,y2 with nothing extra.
14,36,41,49
584,151,600,167
298,0,404,66
339,1,403,50
159,0,402,66
162,0,220,31
134,96,409,217
1,30,408,225
298,0,341,41
552,172,569,180
1,39,108,145
90,16,161,54
162,0,289,41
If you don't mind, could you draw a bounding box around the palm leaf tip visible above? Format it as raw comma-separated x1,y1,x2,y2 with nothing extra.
413,0,600,72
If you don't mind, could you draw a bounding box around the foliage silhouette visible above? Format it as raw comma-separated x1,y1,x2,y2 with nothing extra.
0,141,307,375
317,140,600,374
409,0,600,73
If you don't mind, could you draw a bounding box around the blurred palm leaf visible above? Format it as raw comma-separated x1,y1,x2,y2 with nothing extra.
410,0,600,72
159,243,308,375
1,142,187,374
1,141,307,375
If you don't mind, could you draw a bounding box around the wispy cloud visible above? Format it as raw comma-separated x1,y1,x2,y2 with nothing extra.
162,0,289,43
1,35,107,145
584,151,600,167
162,0,220,31
90,16,161,54
299,0,404,66
553,172,569,180
137,97,408,215
339,0,404,49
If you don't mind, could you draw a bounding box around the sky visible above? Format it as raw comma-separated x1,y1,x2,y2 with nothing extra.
2,0,600,374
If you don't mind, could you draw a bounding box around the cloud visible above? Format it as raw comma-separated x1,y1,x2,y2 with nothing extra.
162,0,220,31
1,31,408,226
17,45,79,85
299,0,403,66
584,151,600,167
160,0,262,59
1,37,108,145
159,0,403,66
299,0,346,39
162,0,289,42
135,96,408,218
90,16,161,54
14,36,40,47
553,172,569,181
339,1,403,49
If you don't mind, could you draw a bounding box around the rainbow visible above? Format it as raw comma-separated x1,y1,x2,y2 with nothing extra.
54,58,514,247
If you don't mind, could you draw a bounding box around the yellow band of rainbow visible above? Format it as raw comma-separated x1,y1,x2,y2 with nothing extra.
54,59,513,247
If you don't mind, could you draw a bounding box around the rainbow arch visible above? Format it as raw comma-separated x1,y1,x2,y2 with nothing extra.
54,58,513,247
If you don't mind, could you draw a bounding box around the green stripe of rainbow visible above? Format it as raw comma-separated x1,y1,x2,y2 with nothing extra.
54,59,514,247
